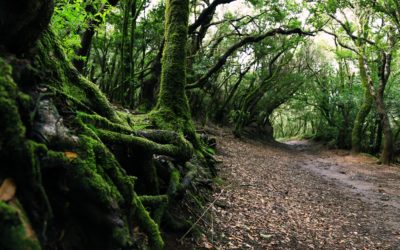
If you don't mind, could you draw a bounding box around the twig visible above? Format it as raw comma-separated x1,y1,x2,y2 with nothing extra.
211,210,214,243
179,187,228,242
184,203,210,227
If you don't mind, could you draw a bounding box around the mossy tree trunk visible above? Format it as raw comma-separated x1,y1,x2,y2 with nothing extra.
154,0,191,127
375,52,393,164
351,55,373,153
0,29,165,249
361,52,393,164
0,0,214,249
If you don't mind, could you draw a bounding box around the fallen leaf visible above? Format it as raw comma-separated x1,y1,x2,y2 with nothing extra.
64,151,78,160
0,178,16,201
203,241,213,249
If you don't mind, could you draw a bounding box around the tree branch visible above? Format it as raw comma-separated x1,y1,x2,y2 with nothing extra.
188,0,236,34
186,28,314,89
328,13,375,45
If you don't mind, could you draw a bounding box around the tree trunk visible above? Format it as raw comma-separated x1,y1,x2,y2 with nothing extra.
0,0,54,53
375,98,393,164
154,0,192,127
362,53,393,164
0,0,212,249
73,0,119,72
351,55,373,153
374,115,383,153
215,64,253,123
140,42,164,110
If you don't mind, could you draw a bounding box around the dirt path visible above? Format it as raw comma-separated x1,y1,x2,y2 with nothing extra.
199,134,400,249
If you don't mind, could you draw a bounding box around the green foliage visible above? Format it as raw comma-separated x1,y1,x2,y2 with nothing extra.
3,1,400,250
52,0,115,61
271,44,358,148
52,0,88,59
48,0,400,157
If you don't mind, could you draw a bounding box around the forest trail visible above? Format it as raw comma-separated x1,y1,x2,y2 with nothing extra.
202,132,400,249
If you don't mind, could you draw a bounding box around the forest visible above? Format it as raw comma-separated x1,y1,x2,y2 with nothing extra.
0,0,399,249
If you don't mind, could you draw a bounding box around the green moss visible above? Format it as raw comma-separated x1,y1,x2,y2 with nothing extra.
34,29,121,123
43,127,166,249
70,135,124,207
59,134,135,248
167,168,181,197
133,194,164,250
155,0,191,121
118,112,152,131
62,83,87,103
92,139,137,207
0,58,52,235
1,16,214,248
0,12,213,248
151,0,196,147
180,162,199,191
23,140,53,222
96,128,192,161
139,195,169,206
139,195,169,224
351,56,373,153
77,112,132,134
213,177,225,186
76,77,122,123
0,201,41,250
0,58,26,156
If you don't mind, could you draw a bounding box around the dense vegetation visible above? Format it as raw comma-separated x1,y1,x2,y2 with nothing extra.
0,0,399,249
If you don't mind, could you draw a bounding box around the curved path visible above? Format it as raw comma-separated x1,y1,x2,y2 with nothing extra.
202,134,400,249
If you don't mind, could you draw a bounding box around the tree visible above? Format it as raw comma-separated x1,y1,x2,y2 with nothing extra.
323,0,398,163
154,0,192,126
0,0,212,249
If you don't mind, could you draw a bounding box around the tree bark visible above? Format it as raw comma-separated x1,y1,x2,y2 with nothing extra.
0,0,210,249
0,0,54,53
155,0,191,123
351,55,373,153
73,0,119,72
362,53,393,164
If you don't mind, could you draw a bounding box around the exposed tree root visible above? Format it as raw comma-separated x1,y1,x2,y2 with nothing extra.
0,28,216,250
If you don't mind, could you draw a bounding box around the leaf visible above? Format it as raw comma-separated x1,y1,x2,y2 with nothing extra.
203,241,213,249
64,151,78,160
0,178,16,201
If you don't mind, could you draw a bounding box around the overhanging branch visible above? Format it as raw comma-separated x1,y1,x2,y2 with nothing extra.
186,28,314,89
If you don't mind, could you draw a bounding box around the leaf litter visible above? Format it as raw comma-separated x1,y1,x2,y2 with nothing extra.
196,134,400,249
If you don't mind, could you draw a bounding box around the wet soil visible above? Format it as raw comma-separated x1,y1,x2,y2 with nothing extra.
193,134,400,249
